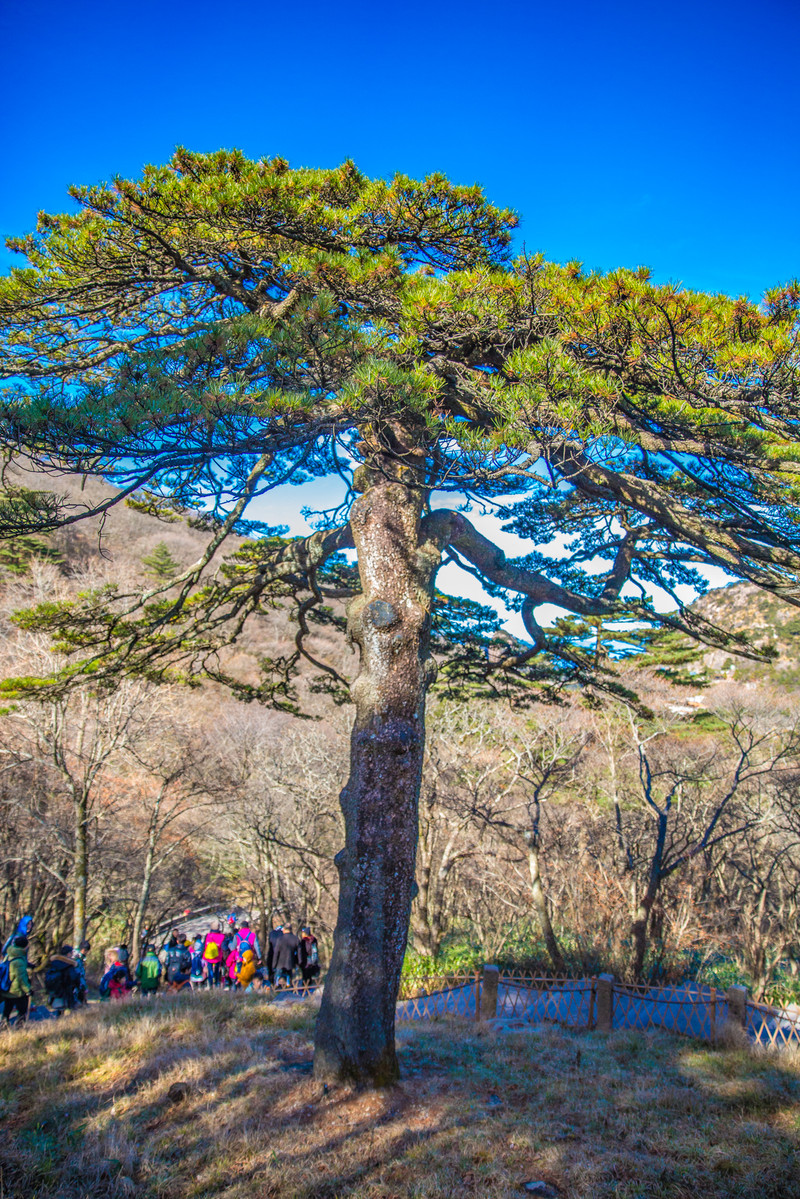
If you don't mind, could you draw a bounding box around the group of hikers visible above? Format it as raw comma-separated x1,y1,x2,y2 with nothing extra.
0,916,91,1026
0,912,320,1026
121,915,320,998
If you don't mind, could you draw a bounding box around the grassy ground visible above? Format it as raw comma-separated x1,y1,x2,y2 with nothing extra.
1,991,799,1199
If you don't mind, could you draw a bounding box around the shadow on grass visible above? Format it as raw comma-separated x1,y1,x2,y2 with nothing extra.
1,993,800,1198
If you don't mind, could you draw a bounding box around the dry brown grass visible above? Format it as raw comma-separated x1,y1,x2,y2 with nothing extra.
1,991,799,1198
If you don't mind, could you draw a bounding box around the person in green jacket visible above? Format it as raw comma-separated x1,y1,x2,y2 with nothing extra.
1,936,32,1025
136,945,162,996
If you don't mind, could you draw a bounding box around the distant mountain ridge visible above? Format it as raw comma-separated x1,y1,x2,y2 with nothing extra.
690,582,800,685
0,460,352,716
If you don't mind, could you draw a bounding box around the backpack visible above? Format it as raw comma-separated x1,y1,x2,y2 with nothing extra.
166,945,190,981
203,938,220,963
45,961,73,999
0,957,10,993
235,930,253,964
190,949,204,976
309,942,319,966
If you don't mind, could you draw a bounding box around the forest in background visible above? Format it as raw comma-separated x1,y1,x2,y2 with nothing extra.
1,464,799,1004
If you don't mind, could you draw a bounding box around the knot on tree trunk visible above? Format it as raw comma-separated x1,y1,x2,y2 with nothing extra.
365,600,400,629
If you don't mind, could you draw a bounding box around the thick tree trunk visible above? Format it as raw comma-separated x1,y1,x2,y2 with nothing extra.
314,459,441,1087
527,846,565,974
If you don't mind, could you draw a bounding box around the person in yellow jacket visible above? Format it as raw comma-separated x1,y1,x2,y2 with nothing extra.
238,947,258,991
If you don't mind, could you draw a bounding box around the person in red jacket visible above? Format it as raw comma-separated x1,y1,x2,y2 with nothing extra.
108,956,130,1001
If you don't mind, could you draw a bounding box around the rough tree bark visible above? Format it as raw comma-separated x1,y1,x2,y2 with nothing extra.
314,442,441,1087
527,843,566,975
412,799,467,958
131,788,163,964
72,788,89,948
412,846,455,959
257,887,269,965
630,809,668,979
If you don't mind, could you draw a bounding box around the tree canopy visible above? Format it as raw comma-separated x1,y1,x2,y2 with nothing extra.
2,150,799,698
1,148,800,1084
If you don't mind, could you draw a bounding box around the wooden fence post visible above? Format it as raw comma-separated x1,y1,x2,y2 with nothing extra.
726,984,749,1028
481,964,499,1021
596,973,614,1033
587,977,597,1030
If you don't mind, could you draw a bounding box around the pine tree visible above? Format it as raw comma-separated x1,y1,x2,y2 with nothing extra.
0,533,61,575
141,541,180,579
0,487,62,574
0,150,799,1085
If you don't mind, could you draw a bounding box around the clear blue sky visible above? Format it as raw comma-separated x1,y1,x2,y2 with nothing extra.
1,0,796,633
1,0,797,297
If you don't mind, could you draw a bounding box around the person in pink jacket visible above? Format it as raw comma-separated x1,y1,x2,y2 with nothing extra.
202,918,226,988
225,947,239,987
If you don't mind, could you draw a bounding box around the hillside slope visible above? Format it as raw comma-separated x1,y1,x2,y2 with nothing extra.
690,583,800,686
1,993,798,1199
0,460,354,713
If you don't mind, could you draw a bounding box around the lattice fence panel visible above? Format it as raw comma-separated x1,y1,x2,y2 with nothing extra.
497,974,595,1029
396,973,480,1022
271,969,800,1054
612,984,719,1040
746,999,800,1049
